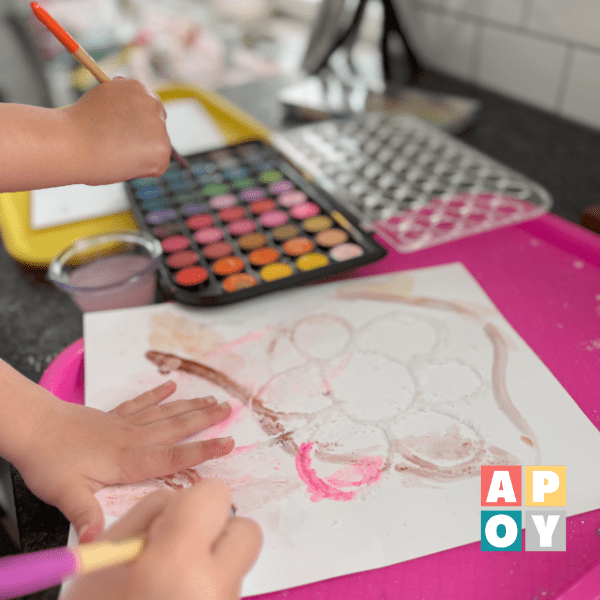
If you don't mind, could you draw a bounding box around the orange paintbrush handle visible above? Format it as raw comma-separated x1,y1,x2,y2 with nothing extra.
31,2,110,83
30,1,189,168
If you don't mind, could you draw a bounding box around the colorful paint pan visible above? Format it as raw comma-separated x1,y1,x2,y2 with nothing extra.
289,201,321,220
218,206,246,223
194,227,224,245
180,203,209,216
203,241,234,261
238,232,267,251
282,237,315,257
315,228,349,248
296,252,329,271
152,223,182,238
209,194,237,210
248,247,280,267
302,215,333,233
239,187,266,202
186,213,214,230
227,219,256,237
166,251,199,269
268,180,294,194
272,223,300,242
125,139,385,305
260,210,288,228
330,243,365,261
250,199,277,215
213,256,245,277
259,169,283,183
222,273,257,292
161,235,191,253
146,209,177,225
174,266,209,289
260,262,294,282
278,190,308,208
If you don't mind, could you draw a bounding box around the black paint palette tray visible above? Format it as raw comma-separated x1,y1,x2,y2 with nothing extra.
125,140,386,306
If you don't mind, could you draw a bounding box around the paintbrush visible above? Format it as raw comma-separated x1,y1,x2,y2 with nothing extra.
30,1,189,169
0,536,145,599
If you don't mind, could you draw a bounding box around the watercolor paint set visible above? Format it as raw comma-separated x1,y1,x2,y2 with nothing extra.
124,140,386,305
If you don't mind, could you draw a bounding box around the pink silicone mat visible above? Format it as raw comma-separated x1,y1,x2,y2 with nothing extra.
40,213,600,600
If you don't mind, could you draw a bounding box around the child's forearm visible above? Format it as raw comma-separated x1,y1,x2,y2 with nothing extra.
0,104,89,192
0,79,171,193
0,359,56,464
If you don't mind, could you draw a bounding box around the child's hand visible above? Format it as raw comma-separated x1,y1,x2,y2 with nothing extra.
65,480,263,600
11,380,234,543
62,78,172,185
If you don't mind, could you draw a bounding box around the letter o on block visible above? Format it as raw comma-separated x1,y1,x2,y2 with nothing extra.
485,514,518,548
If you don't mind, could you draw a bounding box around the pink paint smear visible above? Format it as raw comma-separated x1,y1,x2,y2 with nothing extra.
295,442,383,502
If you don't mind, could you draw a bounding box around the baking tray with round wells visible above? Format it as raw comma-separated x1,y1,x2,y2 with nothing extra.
124,139,387,306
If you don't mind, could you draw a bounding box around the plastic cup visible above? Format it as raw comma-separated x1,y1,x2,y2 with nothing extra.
47,231,162,312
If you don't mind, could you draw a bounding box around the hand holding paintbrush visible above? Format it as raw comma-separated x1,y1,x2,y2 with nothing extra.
0,481,261,600
31,1,189,169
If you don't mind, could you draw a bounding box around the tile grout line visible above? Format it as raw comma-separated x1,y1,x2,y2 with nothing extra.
416,1,600,56
554,43,575,114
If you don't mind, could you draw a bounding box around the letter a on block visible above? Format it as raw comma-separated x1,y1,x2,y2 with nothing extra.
487,471,517,503
481,466,521,506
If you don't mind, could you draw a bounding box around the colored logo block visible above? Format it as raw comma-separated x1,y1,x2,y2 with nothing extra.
525,510,566,551
481,466,522,506
525,466,566,507
481,510,522,551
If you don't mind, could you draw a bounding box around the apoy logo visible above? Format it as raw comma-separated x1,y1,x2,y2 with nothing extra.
480,466,566,551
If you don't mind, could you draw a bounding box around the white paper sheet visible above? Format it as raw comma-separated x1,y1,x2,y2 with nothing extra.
30,98,227,229
82,263,600,597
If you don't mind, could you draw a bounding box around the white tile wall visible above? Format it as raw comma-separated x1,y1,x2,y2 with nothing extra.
400,0,600,131
478,26,566,110
528,0,600,48
562,49,600,130
411,8,478,80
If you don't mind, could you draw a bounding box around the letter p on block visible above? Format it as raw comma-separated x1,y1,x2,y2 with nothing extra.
526,466,566,507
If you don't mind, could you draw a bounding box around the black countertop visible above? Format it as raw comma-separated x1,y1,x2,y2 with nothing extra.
2,69,600,600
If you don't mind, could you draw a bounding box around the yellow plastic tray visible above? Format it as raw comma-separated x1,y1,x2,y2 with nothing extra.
0,85,270,267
